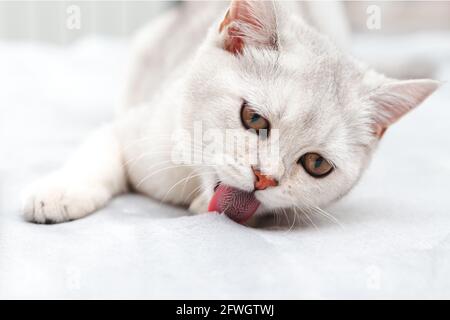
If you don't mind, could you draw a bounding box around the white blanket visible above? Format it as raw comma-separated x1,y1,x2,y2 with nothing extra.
1,34,450,299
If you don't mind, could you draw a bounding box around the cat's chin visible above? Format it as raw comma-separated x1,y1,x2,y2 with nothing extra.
253,189,289,211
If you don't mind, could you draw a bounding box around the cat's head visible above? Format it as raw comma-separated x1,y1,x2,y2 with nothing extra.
181,0,438,222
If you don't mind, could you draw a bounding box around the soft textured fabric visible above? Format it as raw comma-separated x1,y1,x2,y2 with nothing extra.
1,34,450,299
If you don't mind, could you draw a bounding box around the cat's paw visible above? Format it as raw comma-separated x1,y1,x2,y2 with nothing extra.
188,193,210,214
22,178,109,224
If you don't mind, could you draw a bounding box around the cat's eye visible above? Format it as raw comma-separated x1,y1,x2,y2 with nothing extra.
299,153,334,178
241,102,270,134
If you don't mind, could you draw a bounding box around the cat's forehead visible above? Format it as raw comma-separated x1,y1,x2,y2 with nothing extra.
239,48,356,115
237,48,369,154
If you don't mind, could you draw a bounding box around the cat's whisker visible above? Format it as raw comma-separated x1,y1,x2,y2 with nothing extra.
180,168,200,201
184,185,204,205
161,171,216,204
288,196,342,229
124,148,223,175
135,163,217,188
275,209,281,228
302,208,319,231
125,156,173,169
183,176,219,205
289,207,299,232
122,137,209,162
271,209,277,228
125,145,210,165
282,207,295,233
124,146,222,169
311,206,344,229
299,199,342,228
182,178,219,212
121,134,181,150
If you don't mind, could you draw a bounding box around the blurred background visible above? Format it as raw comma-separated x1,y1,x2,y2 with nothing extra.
1,1,450,300
0,1,449,44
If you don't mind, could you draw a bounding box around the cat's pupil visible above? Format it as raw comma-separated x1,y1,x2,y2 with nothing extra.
250,114,260,123
314,157,323,169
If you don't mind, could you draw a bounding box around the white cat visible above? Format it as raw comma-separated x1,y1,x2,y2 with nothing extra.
23,1,438,225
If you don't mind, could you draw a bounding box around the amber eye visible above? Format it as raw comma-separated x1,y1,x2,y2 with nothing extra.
241,102,270,134
299,153,334,178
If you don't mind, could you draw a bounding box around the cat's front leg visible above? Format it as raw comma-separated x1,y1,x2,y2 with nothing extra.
187,174,216,215
22,125,127,224
188,192,211,214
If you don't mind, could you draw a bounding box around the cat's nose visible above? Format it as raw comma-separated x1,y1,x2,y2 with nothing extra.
252,168,278,190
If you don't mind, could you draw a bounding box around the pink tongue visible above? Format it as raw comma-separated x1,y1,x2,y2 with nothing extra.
208,184,260,223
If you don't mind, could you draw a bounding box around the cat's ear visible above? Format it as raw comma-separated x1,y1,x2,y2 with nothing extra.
218,0,278,54
369,79,439,138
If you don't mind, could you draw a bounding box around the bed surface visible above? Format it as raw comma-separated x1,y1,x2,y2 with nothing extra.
1,34,450,299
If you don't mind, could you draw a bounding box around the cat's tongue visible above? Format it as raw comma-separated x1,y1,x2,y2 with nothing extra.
208,184,260,223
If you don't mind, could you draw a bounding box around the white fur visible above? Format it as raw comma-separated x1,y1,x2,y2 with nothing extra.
23,125,127,223
23,1,438,224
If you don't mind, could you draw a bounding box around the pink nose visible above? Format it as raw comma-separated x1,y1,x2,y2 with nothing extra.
253,168,278,191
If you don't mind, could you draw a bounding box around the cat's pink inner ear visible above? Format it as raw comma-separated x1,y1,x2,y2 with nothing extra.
218,0,276,54
219,9,244,54
370,79,439,138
